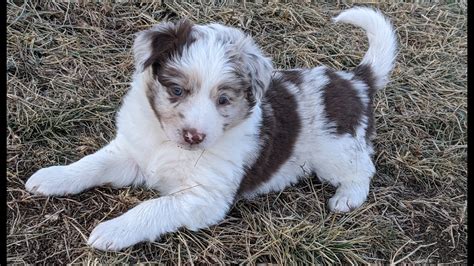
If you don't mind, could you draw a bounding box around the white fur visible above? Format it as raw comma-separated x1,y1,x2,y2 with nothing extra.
25,7,396,251
333,7,398,89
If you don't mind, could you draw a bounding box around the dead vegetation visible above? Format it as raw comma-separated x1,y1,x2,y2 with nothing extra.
7,1,466,264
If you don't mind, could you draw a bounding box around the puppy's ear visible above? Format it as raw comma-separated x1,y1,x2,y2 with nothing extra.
133,19,195,74
236,37,273,102
244,49,273,102
206,24,273,102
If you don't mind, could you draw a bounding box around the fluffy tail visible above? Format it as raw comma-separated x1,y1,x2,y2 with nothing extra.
332,7,397,89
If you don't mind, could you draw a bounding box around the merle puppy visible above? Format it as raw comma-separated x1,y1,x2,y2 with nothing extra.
26,7,397,251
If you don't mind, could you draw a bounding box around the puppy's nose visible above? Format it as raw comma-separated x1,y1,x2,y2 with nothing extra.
182,128,206,145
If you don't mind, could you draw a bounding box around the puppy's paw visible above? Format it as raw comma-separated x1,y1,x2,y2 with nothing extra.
88,217,147,251
328,186,368,213
25,166,83,196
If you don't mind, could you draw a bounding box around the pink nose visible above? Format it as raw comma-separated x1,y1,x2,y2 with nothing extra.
182,128,206,145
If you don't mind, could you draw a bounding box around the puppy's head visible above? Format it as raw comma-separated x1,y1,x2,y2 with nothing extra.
133,19,273,150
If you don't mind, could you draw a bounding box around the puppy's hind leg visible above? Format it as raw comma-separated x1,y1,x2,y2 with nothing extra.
312,137,375,213
25,136,142,196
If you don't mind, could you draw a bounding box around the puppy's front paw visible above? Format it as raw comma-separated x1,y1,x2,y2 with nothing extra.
25,166,82,196
328,186,368,213
88,217,147,251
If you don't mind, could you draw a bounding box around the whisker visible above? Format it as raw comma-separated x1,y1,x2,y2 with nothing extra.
194,149,206,167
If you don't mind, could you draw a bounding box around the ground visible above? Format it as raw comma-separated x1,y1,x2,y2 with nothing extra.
7,1,467,264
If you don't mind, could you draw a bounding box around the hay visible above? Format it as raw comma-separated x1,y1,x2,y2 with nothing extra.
7,1,466,264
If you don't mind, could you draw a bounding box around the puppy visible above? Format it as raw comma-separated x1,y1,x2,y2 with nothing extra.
25,7,397,251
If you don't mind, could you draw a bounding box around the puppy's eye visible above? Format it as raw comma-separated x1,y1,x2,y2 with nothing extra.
218,95,230,105
171,86,183,96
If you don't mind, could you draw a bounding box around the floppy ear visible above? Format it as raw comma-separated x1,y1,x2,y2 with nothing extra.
204,23,272,102
133,19,195,74
236,36,273,102
244,48,273,102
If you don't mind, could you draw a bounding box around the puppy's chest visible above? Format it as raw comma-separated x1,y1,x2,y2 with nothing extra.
137,148,201,192
135,144,244,195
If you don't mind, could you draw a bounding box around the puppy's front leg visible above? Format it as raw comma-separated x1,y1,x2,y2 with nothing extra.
88,186,232,251
25,136,142,196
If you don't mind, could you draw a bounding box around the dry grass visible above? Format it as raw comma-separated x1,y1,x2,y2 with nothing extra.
7,1,467,264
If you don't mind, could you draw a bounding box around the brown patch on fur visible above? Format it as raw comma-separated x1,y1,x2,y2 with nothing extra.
157,67,183,88
168,96,180,104
143,19,196,75
218,85,243,94
143,19,195,118
279,70,303,87
223,123,229,131
146,82,163,127
230,69,255,118
178,112,184,119
214,76,254,127
158,67,191,104
158,66,202,105
353,64,376,141
244,87,256,117
323,69,363,136
237,77,301,195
